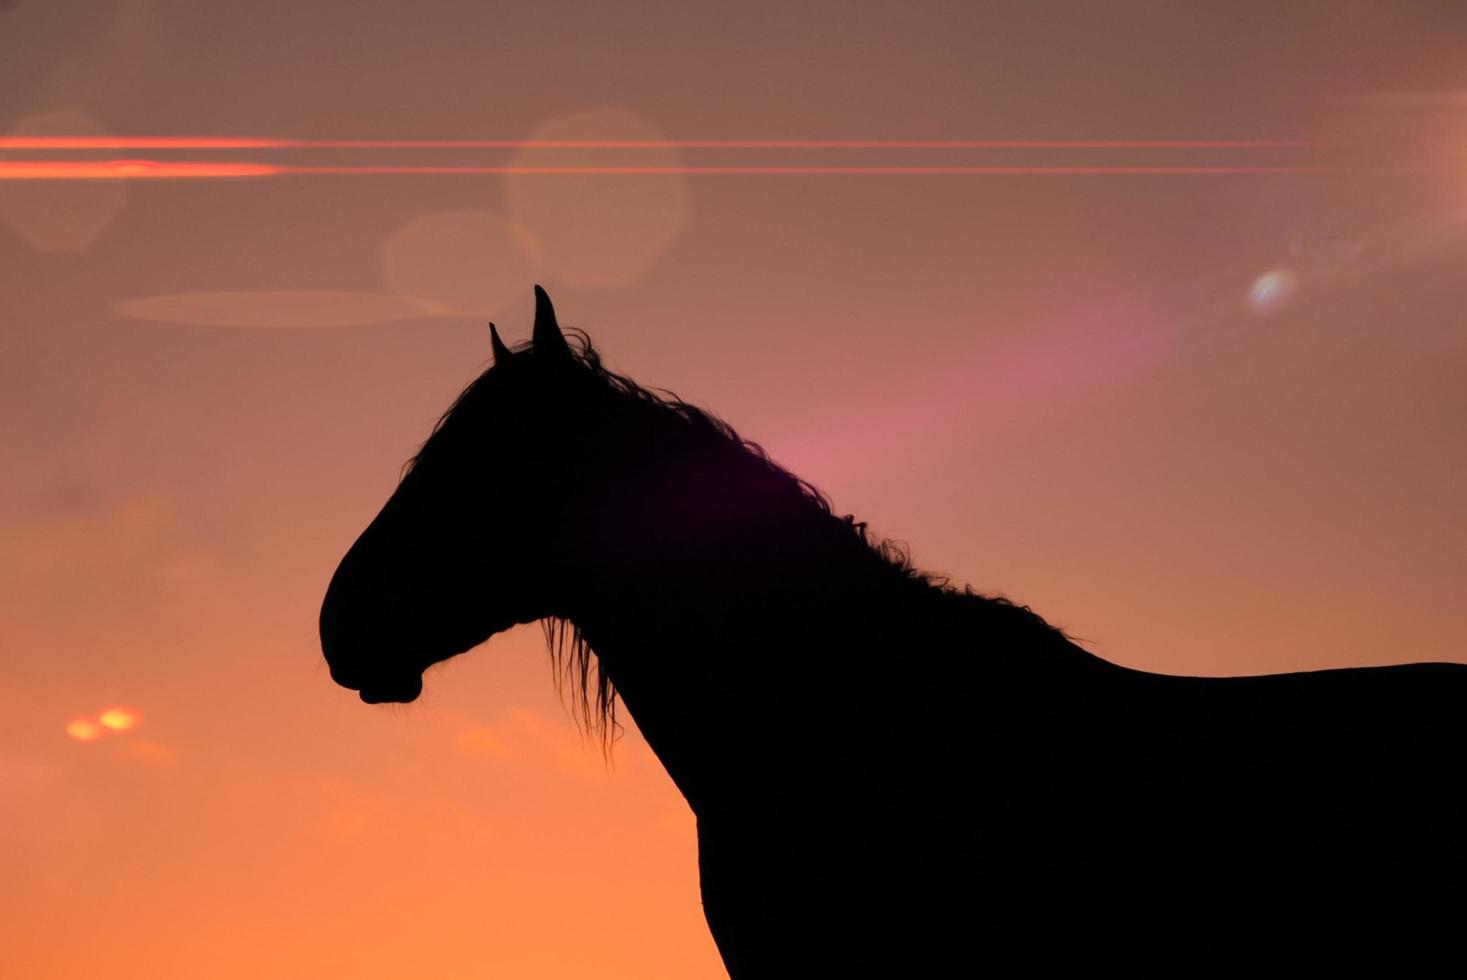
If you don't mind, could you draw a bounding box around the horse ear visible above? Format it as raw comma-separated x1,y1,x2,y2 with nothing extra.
489,322,514,366
531,284,571,361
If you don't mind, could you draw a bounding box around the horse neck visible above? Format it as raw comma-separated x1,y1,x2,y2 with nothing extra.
557,442,905,812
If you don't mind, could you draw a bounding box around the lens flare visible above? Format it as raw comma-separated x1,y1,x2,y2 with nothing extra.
65,718,101,741
1248,269,1299,314
98,706,139,731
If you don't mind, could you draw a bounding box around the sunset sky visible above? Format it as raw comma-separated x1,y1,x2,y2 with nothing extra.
4,2,1467,977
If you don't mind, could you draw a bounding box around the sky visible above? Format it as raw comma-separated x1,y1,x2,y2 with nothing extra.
3,1,1466,977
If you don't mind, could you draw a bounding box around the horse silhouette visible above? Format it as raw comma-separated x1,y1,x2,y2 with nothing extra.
321,285,1467,976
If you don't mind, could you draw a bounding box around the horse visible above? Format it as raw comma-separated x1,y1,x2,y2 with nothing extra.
320,285,1467,976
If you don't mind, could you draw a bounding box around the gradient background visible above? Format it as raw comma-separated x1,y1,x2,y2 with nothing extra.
4,2,1466,977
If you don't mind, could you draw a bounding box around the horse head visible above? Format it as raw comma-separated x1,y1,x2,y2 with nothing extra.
319,285,591,704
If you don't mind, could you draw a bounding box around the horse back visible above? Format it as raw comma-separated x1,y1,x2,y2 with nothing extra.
1014,658,1467,970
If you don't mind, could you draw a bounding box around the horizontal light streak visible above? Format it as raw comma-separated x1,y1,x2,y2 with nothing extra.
0,135,1341,180
0,160,283,179
289,164,1329,175
2,160,1331,180
0,137,1335,150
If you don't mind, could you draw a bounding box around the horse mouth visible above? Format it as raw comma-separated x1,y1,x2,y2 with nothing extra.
355,672,424,704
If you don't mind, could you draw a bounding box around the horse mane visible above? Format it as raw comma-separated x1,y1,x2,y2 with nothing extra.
405,328,1073,755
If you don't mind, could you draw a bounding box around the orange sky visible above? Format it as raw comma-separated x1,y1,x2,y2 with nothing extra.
4,2,1467,977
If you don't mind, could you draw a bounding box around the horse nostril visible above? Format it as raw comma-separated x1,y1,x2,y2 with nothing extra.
327,659,364,691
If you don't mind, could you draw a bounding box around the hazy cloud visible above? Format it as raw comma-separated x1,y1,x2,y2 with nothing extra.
113,290,446,328
1340,90,1467,108
454,725,513,759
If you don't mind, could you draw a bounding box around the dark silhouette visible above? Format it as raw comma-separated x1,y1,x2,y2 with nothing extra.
321,286,1466,976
